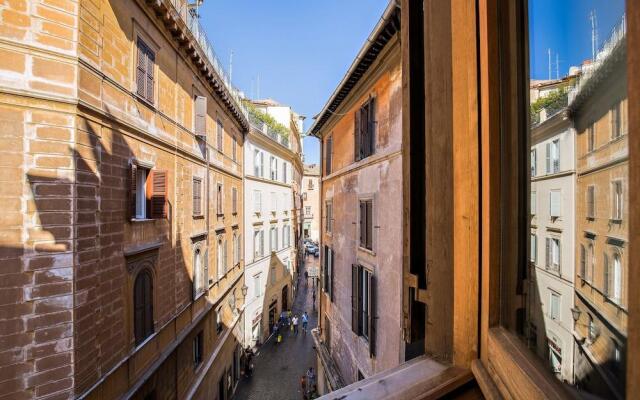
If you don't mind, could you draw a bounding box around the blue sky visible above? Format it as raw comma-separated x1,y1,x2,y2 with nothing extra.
199,1,626,163
529,0,625,79
199,0,388,165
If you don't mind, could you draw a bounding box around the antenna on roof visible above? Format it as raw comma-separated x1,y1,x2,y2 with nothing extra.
548,48,552,80
590,10,599,61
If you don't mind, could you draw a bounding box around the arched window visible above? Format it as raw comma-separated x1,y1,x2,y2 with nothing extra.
134,270,154,345
613,253,622,304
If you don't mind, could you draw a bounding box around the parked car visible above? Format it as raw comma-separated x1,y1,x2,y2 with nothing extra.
306,245,318,255
313,248,320,257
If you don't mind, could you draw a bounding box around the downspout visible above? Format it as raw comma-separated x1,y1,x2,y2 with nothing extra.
206,133,210,287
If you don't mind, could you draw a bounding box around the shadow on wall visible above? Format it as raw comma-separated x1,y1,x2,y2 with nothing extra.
11,109,242,399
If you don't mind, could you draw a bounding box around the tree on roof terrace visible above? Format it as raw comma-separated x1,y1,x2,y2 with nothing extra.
245,101,290,139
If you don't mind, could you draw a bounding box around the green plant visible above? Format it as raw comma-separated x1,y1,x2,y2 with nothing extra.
244,102,290,139
529,88,568,123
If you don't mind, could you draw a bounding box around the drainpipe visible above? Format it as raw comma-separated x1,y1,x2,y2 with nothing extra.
206,134,210,288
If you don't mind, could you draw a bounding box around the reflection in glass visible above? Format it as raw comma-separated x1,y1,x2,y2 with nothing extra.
527,1,627,398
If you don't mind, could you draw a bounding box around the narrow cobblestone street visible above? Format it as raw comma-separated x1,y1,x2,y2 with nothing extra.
235,255,320,400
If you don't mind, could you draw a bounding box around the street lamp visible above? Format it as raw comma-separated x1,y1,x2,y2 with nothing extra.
241,284,249,298
571,307,581,322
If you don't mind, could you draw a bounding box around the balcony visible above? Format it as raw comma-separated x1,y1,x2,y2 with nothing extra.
249,112,291,149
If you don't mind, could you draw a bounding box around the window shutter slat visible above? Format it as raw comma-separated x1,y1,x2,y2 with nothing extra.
359,202,365,247
195,96,207,137
369,97,376,155
146,51,154,103
129,164,137,220
545,238,550,268
366,201,373,250
136,40,146,97
151,170,168,219
369,274,376,357
330,250,335,302
545,143,551,173
354,110,361,161
351,264,358,333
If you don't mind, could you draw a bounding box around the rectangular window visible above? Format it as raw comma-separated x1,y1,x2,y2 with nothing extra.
130,165,167,220
216,183,223,216
282,193,288,213
232,136,237,161
270,156,277,180
530,149,536,177
545,237,560,272
354,98,376,160
325,201,333,233
254,274,261,298
612,180,623,220
254,190,262,214
549,292,560,321
254,150,261,176
588,124,595,152
194,96,207,137
193,330,204,367
530,191,537,215
586,186,595,218
351,264,375,353
232,187,238,215
551,139,560,173
549,190,561,218
216,308,223,334
326,136,333,175
136,38,155,104
254,230,263,259
308,179,314,190
217,119,223,152
270,226,277,252
359,199,373,250
305,206,311,216
323,246,334,301
611,103,622,139
193,177,202,216
283,162,288,183
530,234,537,263
271,192,277,213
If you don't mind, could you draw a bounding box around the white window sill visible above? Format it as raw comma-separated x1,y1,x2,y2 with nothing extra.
131,218,154,222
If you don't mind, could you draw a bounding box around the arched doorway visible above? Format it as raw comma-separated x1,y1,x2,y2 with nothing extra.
282,285,289,311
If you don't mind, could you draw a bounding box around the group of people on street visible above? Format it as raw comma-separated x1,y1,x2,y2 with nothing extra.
273,310,309,344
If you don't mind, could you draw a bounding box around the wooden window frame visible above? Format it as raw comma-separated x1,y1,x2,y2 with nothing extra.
193,177,203,217
216,118,224,153
134,36,156,105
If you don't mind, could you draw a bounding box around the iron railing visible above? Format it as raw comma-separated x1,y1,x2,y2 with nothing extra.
168,0,247,118
570,14,626,104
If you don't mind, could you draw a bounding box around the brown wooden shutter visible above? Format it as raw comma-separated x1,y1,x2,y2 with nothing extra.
369,273,376,357
193,179,201,216
323,246,329,291
366,201,373,250
146,49,155,103
136,40,146,97
351,264,358,333
359,201,365,247
330,249,335,302
368,97,376,154
150,170,168,219
195,96,207,137
354,110,361,161
232,187,237,214
129,163,137,220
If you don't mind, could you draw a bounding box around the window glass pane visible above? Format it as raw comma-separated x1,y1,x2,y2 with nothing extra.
525,1,627,396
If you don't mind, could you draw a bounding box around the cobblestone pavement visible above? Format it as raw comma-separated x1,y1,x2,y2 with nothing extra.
234,254,320,400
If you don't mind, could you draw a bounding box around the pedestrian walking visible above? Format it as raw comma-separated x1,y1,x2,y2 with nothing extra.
300,375,308,399
302,312,308,333
306,367,316,397
292,314,299,334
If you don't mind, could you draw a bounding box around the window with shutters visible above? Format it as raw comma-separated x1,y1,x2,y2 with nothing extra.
606,251,623,305
530,149,536,177
129,164,167,221
359,199,373,251
586,185,595,219
217,236,227,279
325,201,333,234
351,264,375,355
254,190,262,214
216,119,223,152
193,330,204,368
611,102,622,139
545,237,560,272
549,291,560,320
354,97,376,161
530,191,536,215
588,124,596,152
270,156,277,180
611,180,623,221
134,269,154,345
232,135,237,162
135,38,155,104
326,135,333,175
254,150,261,177
232,233,238,266
551,139,560,173
323,246,334,301
580,244,586,281
254,229,264,259
194,95,207,138
193,246,206,298
587,243,595,283
530,234,537,263
549,190,561,218
283,162,288,183
232,187,238,215
193,177,202,217
308,179,314,190
216,183,223,216
270,225,277,252
270,192,277,214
